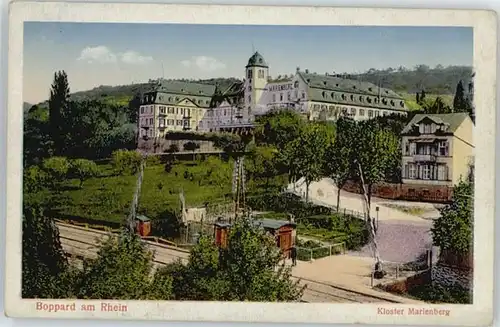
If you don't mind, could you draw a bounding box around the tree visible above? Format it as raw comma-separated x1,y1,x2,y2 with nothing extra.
111,149,142,175
352,121,400,268
183,141,200,161
431,180,473,254
167,218,304,301
42,156,70,189
453,80,467,112
70,159,99,188
420,90,426,104
285,123,333,202
422,96,451,114
324,117,356,211
22,203,68,298
247,145,280,191
255,110,305,149
212,133,247,159
48,71,71,155
74,231,173,300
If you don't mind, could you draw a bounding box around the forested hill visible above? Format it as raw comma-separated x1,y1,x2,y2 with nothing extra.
32,66,472,107
349,65,473,94
68,78,242,104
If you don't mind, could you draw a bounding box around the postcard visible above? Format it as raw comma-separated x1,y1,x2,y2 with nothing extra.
4,2,497,325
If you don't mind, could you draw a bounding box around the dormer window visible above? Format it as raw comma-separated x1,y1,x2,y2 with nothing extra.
322,91,326,98
350,95,354,101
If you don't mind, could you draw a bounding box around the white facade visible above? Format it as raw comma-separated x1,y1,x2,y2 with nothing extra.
197,52,407,133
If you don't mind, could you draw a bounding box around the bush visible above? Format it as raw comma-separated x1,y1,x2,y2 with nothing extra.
24,165,48,193
70,159,99,188
42,156,70,188
111,149,142,175
408,283,472,304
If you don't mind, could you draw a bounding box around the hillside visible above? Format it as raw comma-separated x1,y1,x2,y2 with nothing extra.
349,65,473,95
32,66,472,108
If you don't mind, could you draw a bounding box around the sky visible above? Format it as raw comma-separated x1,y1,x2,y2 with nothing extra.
23,23,473,104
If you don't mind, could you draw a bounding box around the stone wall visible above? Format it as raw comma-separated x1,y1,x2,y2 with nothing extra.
378,270,431,294
431,264,473,290
342,180,453,203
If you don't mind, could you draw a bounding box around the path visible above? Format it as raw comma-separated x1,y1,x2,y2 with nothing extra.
290,255,423,304
288,178,436,263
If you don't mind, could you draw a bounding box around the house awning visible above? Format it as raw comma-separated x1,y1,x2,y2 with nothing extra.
414,138,436,143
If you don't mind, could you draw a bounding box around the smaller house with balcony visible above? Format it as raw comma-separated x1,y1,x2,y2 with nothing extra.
401,113,474,188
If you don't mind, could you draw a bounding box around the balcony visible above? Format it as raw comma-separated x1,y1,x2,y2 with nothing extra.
413,154,436,162
158,125,166,130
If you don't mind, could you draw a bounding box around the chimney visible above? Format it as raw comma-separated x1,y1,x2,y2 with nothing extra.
305,69,309,74
296,66,300,72
325,72,329,76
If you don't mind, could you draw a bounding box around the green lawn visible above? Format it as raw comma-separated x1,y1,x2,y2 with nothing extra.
49,160,234,224
48,158,286,225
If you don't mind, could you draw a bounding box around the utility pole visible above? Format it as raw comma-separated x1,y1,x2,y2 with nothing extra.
127,159,145,234
231,157,246,222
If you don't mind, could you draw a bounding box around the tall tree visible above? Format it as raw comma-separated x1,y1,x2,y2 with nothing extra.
420,90,426,104
324,117,356,211
22,203,68,298
48,71,70,155
353,121,400,268
285,123,333,202
453,80,467,112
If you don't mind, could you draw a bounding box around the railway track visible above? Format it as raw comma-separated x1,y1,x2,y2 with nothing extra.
294,277,398,303
57,222,403,303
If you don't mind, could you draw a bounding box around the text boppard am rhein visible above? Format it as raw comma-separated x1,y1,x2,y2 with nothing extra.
36,302,128,313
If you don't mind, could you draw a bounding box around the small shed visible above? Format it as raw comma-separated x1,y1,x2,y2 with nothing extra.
213,219,297,258
214,222,231,249
136,215,152,237
253,219,297,258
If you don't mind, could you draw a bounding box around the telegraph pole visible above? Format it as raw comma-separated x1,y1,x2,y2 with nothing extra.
127,158,145,234
231,157,246,222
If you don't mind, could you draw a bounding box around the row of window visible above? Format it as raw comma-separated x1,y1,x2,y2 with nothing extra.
319,91,404,108
142,94,210,106
418,123,447,134
207,108,249,117
140,118,154,126
159,106,192,116
271,91,305,102
404,141,449,157
403,164,449,181
312,104,401,118
159,119,186,127
140,106,154,114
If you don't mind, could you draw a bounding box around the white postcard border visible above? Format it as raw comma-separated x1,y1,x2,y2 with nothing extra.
5,2,497,325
